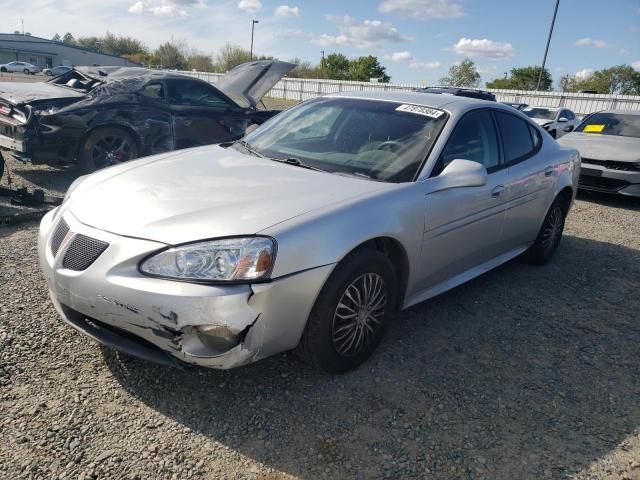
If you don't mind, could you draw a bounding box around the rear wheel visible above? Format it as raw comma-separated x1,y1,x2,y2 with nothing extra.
77,127,138,173
296,249,397,373
522,196,567,265
23,68,29,75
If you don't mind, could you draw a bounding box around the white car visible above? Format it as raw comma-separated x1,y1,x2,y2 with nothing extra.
522,106,580,139
0,61,40,75
38,92,580,373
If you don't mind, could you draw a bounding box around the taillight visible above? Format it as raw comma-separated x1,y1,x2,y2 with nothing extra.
0,104,11,116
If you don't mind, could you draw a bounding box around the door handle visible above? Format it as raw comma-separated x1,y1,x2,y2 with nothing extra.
544,166,554,177
491,185,505,197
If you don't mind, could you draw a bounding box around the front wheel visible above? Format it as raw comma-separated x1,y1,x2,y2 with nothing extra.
77,127,138,173
522,196,567,265
23,68,30,75
296,249,398,373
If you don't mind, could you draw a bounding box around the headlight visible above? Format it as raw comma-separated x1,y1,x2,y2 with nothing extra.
139,237,276,283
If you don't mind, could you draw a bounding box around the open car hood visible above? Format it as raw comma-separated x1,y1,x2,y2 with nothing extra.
216,60,295,108
0,81,84,106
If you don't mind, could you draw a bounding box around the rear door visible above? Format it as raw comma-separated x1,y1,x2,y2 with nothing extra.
496,110,555,248
164,78,248,149
418,109,509,291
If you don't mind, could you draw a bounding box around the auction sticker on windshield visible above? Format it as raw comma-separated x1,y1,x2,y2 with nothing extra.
584,124,605,133
396,104,444,119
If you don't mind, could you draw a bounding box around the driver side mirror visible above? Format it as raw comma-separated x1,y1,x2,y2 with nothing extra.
427,159,488,193
558,117,568,123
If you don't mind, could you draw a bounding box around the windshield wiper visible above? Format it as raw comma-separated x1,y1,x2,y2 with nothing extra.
234,140,264,157
270,157,324,172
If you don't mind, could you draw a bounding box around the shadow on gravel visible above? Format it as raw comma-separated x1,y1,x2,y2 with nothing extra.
8,164,77,194
105,235,640,479
577,190,640,212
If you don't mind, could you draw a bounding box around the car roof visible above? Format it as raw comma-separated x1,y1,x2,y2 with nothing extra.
598,109,640,115
325,90,503,115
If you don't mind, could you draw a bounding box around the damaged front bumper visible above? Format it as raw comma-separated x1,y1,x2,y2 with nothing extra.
38,208,334,369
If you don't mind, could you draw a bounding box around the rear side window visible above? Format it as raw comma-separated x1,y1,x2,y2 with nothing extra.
528,124,541,149
495,111,535,164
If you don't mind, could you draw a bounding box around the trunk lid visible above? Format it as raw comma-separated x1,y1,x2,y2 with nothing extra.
216,60,295,108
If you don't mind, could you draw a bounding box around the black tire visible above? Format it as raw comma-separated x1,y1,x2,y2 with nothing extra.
0,152,5,182
0,67,6,72
77,127,138,173
23,68,29,75
522,196,567,265
296,249,398,373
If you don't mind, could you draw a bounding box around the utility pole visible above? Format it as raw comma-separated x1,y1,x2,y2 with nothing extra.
321,50,325,76
536,0,560,91
250,20,259,61
21,18,24,35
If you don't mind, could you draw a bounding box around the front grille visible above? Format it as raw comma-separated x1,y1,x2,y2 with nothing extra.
578,174,629,193
50,219,69,257
62,234,109,271
582,158,639,172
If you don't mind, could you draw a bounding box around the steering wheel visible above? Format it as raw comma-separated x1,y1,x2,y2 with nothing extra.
377,140,402,152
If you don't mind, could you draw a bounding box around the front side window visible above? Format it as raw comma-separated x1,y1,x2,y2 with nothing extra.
242,97,448,183
140,81,164,100
165,79,234,109
575,112,640,137
440,110,500,171
495,111,535,163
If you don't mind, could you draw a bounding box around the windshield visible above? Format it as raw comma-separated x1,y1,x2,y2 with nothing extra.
241,97,448,182
575,112,640,137
523,108,556,120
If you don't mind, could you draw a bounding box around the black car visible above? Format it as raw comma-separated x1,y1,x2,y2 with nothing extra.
414,86,496,102
0,61,293,173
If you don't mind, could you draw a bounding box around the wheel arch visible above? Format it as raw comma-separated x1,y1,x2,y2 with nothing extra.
336,236,410,312
74,123,144,162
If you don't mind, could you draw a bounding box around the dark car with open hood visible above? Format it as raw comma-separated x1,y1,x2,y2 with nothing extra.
0,60,294,174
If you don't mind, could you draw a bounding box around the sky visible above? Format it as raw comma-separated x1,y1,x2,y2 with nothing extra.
2,0,640,85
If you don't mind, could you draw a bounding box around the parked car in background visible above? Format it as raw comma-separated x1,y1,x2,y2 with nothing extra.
414,86,496,101
522,106,580,139
43,65,73,77
0,61,40,74
0,60,294,174
558,109,640,197
38,91,579,373
503,102,528,111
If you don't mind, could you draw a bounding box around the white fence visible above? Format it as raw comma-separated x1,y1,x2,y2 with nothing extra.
175,70,640,116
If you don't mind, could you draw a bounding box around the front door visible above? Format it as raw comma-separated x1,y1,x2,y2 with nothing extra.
417,109,509,292
164,78,248,149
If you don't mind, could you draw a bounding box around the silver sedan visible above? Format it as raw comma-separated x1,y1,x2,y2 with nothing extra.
38,92,580,373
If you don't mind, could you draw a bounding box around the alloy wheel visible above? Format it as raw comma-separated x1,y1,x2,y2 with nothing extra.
331,273,387,357
91,135,134,169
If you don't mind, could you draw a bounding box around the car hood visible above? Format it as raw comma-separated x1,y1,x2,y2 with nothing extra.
68,145,391,245
558,133,640,162
0,81,85,106
216,60,295,108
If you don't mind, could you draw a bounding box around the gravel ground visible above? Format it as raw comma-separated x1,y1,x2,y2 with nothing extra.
1,78,640,479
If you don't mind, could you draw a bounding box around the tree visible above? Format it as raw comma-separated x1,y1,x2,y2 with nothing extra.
51,33,61,42
486,66,553,91
187,54,215,72
565,65,640,95
76,36,102,52
321,53,350,80
62,32,75,45
287,58,321,79
349,55,390,82
101,32,147,57
439,58,480,87
152,41,187,70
